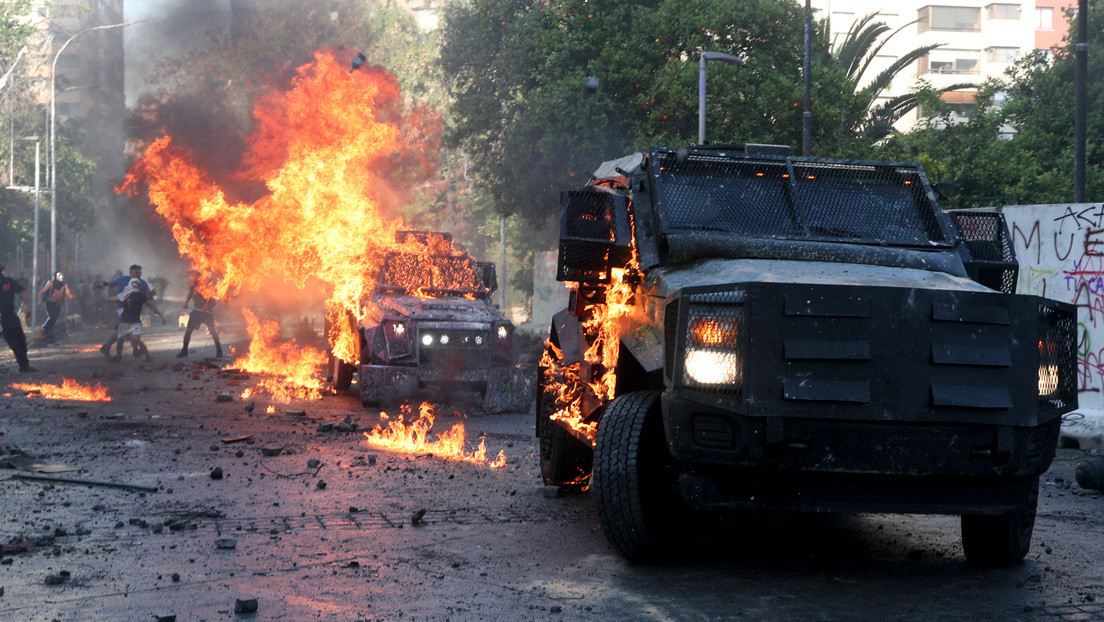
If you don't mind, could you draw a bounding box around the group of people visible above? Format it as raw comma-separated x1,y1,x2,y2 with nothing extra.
0,261,223,370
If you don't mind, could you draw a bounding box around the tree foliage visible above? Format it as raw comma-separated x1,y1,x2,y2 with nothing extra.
880,4,1104,205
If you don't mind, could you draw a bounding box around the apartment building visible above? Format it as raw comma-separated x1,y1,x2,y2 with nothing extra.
16,0,126,124
811,0,1075,128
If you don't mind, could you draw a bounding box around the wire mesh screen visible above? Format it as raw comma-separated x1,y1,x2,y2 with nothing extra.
950,212,1015,261
557,189,631,283
1038,302,1078,414
650,148,947,246
950,211,1019,293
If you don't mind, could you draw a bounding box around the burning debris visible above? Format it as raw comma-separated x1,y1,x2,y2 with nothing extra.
364,402,506,467
8,378,112,402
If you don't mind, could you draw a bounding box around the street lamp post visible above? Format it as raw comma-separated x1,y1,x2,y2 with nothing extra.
698,51,744,145
50,19,144,277
16,136,41,330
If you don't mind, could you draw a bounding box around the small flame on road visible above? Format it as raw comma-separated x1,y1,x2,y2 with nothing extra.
364,402,506,467
233,309,327,402
9,378,112,402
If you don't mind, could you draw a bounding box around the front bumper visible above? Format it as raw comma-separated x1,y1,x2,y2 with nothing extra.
663,390,1060,514
359,364,534,413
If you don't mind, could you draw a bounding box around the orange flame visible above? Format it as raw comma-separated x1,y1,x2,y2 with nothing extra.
233,309,327,402
9,378,112,402
116,49,453,393
364,402,506,467
541,212,640,444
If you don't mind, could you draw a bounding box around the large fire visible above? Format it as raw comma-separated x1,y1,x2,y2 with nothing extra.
117,49,455,397
9,378,112,402
540,216,640,445
364,402,507,467
235,309,327,402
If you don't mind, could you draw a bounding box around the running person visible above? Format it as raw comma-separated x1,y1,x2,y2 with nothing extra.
110,278,166,362
177,272,223,358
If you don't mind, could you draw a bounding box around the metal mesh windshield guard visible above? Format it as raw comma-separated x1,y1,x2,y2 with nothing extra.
649,148,948,246
949,211,1019,293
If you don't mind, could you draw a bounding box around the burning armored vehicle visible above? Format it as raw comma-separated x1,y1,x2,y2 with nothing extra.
330,231,532,413
538,144,1077,566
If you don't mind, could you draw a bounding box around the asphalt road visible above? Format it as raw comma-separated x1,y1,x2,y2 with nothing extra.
1,321,1102,622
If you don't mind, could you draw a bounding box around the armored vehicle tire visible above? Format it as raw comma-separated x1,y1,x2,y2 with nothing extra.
960,477,1039,567
536,377,592,490
332,356,356,391
592,390,697,563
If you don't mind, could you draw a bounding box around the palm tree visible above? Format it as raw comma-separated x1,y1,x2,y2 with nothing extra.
826,12,974,142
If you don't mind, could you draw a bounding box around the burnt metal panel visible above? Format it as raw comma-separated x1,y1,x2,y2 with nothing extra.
784,339,871,360
784,293,871,317
783,377,871,403
621,324,664,373
930,383,1013,409
931,344,1012,367
932,301,1011,325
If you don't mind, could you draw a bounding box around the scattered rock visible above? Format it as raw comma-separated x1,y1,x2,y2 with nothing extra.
411,508,426,526
316,480,327,490
215,538,237,550
44,570,70,585
154,615,176,622
244,401,255,413
209,467,223,480
171,573,180,582
307,459,321,469
367,454,377,465
260,447,283,457
215,393,233,403
543,485,561,499
234,597,259,613
287,410,306,417
316,422,335,433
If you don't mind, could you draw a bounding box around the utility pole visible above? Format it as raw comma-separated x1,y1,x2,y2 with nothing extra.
803,0,812,156
1074,0,1088,202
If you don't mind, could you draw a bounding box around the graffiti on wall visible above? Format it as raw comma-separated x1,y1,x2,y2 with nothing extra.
1002,204,1104,407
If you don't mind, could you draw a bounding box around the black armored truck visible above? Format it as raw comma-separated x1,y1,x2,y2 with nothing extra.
537,145,1077,566
330,231,532,413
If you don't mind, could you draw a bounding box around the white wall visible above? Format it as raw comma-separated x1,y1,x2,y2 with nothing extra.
997,203,1104,414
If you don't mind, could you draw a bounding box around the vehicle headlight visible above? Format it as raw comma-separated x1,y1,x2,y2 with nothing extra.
474,335,483,345
680,303,743,390
497,325,509,339
422,333,434,346
685,349,739,384
440,334,450,345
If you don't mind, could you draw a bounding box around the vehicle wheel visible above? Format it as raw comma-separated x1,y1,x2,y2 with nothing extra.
537,347,592,489
332,356,356,391
592,390,696,563
961,477,1039,567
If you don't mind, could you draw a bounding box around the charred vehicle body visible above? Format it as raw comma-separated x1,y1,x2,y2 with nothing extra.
331,231,532,413
538,145,1077,565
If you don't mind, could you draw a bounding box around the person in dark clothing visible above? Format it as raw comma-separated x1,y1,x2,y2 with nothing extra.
38,272,75,343
0,263,37,372
109,278,166,362
177,272,223,358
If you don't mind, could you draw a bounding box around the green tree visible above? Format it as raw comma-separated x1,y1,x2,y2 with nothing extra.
440,0,860,229
880,3,1103,205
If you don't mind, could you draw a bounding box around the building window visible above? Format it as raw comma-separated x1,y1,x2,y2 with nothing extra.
986,4,1020,20
921,51,981,74
986,47,1019,63
918,6,982,32
1036,7,1053,30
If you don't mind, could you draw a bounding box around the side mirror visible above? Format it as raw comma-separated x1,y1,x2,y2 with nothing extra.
479,262,498,294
